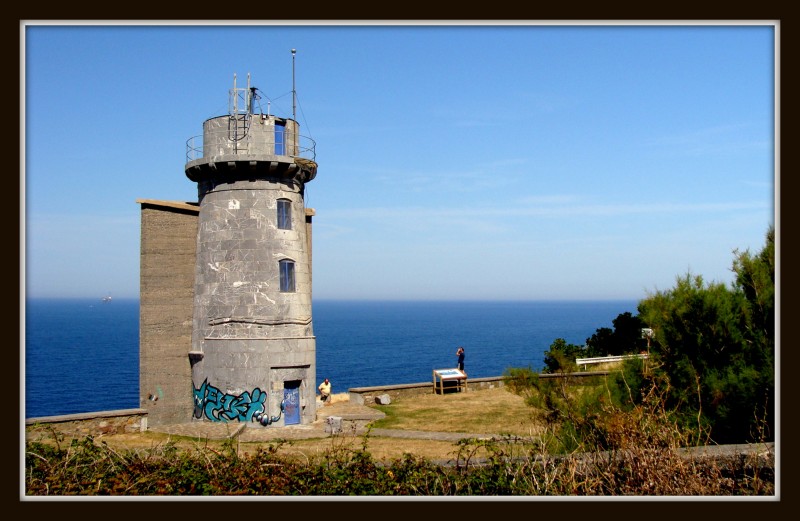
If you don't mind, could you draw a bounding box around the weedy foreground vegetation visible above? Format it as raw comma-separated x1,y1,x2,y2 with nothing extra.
24,381,774,496
25,228,775,496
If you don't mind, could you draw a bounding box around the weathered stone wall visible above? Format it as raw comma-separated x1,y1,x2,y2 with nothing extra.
138,200,198,426
26,409,148,440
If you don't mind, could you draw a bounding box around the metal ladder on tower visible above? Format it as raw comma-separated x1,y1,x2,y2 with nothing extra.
228,73,255,152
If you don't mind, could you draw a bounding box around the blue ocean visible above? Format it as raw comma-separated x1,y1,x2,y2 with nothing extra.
24,298,638,419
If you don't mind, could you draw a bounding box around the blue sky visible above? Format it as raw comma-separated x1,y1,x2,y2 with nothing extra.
22,22,777,301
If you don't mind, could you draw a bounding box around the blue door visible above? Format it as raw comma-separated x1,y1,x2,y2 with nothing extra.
283,382,301,425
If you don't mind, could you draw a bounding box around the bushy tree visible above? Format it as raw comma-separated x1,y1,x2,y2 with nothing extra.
543,338,584,373
503,365,609,453
584,312,647,357
509,226,774,448
611,312,649,353
732,226,775,371
584,327,614,358
638,226,775,444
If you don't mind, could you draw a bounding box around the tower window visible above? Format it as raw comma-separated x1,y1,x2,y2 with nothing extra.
279,259,296,292
277,199,292,230
275,121,286,155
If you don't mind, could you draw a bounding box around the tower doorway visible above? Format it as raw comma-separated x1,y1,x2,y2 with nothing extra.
283,380,301,425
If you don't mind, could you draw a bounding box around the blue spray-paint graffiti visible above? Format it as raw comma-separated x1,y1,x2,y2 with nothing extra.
193,378,267,422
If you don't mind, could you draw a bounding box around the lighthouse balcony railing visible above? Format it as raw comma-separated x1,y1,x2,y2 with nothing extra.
185,132,316,163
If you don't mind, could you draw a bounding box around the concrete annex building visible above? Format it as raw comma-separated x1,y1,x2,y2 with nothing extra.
137,70,319,429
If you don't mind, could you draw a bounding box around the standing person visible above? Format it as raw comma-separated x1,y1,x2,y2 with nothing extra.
456,346,465,374
318,378,331,405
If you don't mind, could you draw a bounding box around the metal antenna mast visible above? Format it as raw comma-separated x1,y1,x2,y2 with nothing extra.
291,49,298,156
291,48,297,124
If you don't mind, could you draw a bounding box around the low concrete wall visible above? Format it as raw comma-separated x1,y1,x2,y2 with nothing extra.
347,372,611,405
348,376,507,405
25,409,148,440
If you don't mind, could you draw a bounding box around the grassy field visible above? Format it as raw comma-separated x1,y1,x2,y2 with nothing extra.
369,386,540,436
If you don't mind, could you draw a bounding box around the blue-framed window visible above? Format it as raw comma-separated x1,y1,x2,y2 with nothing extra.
279,259,295,292
277,199,292,230
275,121,286,155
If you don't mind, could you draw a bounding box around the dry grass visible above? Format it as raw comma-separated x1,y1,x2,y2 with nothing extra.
248,386,542,463
252,434,472,464
277,386,544,462
258,388,539,461
370,386,541,437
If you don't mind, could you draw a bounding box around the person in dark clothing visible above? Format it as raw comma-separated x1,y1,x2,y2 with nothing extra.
456,346,465,373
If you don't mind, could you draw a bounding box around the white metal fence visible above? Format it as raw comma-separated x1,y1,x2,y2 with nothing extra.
575,353,649,370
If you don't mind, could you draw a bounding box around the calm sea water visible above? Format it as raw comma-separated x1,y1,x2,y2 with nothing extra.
24,298,637,419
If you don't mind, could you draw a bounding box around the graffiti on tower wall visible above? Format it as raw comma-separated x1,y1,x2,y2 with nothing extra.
193,378,268,422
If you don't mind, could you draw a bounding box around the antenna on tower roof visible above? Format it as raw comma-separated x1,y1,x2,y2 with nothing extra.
291,49,297,124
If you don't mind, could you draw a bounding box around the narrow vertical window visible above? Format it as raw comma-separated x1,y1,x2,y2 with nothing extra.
279,259,295,292
277,199,292,230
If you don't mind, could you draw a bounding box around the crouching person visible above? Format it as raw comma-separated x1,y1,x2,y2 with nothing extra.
318,378,331,405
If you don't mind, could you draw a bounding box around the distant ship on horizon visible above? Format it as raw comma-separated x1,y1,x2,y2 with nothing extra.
102,295,112,303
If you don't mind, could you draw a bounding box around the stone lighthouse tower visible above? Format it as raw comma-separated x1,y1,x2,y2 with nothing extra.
184,68,318,427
